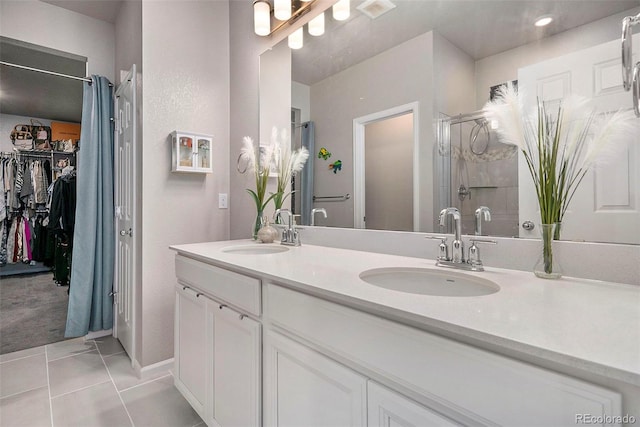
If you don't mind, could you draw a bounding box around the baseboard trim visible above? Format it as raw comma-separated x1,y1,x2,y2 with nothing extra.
134,357,174,380
85,329,113,340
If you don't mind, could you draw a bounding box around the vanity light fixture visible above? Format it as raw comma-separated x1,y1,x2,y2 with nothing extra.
333,0,350,21
534,15,553,27
274,0,292,20
253,0,319,37
308,12,325,36
254,0,271,36
288,27,304,49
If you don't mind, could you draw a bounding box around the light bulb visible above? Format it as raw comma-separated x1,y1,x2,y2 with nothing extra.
308,12,325,36
288,27,304,50
333,0,350,21
275,0,292,20
253,0,270,36
534,15,553,27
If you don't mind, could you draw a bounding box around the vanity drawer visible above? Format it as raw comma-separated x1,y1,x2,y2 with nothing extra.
266,284,621,425
175,255,261,316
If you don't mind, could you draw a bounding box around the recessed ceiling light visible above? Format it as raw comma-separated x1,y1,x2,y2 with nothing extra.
534,15,553,27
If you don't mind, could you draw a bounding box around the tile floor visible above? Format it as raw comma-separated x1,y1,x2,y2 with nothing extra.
0,336,204,427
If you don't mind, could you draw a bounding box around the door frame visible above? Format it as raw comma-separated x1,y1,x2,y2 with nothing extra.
353,102,420,230
113,64,138,365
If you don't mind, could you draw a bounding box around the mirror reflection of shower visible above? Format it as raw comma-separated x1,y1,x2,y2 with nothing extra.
442,111,519,237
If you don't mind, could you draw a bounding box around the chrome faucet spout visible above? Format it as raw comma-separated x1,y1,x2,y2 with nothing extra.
273,209,300,246
430,207,496,272
439,207,461,240
439,207,463,263
474,206,491,236
311,208,327,226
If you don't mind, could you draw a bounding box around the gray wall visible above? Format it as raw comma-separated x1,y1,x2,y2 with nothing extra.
0,0,115,81
310,32,434,230
115,0,142,85
140,0,230,366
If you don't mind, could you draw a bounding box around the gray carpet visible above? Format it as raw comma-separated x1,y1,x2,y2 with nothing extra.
0,273,70,354
0,262,51,277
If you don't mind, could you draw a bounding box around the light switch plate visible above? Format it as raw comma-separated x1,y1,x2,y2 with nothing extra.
218,193,228,209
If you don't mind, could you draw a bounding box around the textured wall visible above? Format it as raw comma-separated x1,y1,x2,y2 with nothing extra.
141,0,230,366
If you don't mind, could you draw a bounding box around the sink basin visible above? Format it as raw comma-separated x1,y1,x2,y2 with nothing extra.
222,245,289,255
359,267,499,297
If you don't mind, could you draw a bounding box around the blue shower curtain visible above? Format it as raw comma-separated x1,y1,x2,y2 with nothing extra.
65,75,115,337
300,122,315,226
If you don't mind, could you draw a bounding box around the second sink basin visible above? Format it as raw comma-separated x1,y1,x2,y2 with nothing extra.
222,245,289,255
359,267,499,297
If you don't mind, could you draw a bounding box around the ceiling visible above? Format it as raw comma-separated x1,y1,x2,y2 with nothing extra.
292,0,640,85
40,0,124,23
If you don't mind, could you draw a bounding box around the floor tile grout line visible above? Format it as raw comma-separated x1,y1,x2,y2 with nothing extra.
101,350,126,359
0,350,46,365
117,372,173,394
0,384,49,401
45,345,55,427
95,339,136,427
49,379,113,400
46,347,97,363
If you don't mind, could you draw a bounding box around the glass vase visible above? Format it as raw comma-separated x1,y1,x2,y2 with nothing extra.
252,210,265,240
533,223,563,279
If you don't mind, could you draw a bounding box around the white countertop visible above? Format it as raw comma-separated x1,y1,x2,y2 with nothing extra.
170,239,640,386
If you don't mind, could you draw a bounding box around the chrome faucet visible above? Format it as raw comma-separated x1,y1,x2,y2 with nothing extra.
274,209,301,246
310,208,327,226
439,207,464,263
475,206,491,236
426,207,497,271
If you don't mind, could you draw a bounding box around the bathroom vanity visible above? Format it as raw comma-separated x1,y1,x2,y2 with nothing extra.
170,240,639,427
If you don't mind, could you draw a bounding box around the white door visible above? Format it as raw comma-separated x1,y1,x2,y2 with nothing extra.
367,381,458,427
518,36,640,244
211,301,261,427
114,65,137,358
264,330,367,427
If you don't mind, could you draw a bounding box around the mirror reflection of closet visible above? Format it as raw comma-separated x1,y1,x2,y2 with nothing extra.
0,36,85,354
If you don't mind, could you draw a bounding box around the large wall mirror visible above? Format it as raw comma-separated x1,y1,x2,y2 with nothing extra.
259,0,640,245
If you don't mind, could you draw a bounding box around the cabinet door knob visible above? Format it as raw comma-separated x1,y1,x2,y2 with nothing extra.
239,314,247,320
196,293,202,298
219,304,227,310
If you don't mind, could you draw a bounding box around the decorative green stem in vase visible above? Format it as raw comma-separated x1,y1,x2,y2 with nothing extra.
485,82,636,280
534,223,562,279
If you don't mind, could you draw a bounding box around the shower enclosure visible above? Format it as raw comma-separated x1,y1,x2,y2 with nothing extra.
437,111,519,237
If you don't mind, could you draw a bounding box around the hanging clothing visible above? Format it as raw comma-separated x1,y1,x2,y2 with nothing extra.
66,75,115,337
0,159,6,223
0,219,7,266
48,172,76,285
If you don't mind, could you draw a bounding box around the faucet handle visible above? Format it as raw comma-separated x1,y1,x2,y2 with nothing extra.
467,238,496,270
426,235,449,261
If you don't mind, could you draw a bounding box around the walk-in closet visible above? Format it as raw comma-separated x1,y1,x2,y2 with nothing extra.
0,36,84,354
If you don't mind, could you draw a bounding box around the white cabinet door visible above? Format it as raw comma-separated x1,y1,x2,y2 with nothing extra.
174,285,207,417
368,382,458,427
264,331,367,427
210,301,261,427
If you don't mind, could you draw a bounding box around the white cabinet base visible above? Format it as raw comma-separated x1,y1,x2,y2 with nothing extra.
368,381,458,427
264,330,367,427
